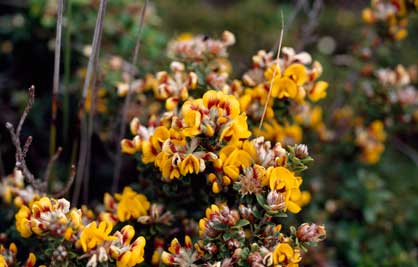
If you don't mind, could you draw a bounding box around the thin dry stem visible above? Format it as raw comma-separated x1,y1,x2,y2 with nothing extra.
22,136,33,158
50,0,64,156
53,165,76,198
16,86,35,137
296,0,323,51
111,0,148,193
44,147,63,185
5,86,44,191
83,64,102,203
73,0,108,205
259,10,284,130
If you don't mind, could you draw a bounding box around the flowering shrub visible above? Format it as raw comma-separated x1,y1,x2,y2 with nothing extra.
1,1,418,267
0,30,326,267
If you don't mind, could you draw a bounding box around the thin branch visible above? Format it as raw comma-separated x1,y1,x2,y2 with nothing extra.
296,0,323,51
44,147,63,185
5,86,44,191
259,10,284,130
83,61,102,203
63,0,73,144
53,165,76,198
50,0,64,157
112,0,148,193
22,136,33,158
72,0,108,205
16,86,35,137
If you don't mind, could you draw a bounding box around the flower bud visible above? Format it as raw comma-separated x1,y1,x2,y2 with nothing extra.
205,243,218,255
296,223,326,243
266,190,286,211
294,144,309,159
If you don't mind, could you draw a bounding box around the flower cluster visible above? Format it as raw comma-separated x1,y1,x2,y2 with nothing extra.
1,31,326,267
119,31,326,267
0,169,40,207
362,0,418,40
167,31,235,62
355,120,387,164
0,243,38,267
6,189,148,267
78,222,146,267
240,48,329,144
374,64,418,124
15,197,82,239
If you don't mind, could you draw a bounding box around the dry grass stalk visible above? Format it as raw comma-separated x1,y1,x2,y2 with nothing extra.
50,0,64,157
112,0,149,193
72,0,108,205
259,10,285,129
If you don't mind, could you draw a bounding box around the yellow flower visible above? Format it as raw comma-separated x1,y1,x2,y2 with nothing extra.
180,154,201,176
0,255,7,267
394,28,407,40
203,90,240,119
239,85,274,120
264,65,281,81
215,144,254,182
161,236,194,265
256,121,302,145
25,253,36,267
369,120,386,142
84,88,108,114
199,204,220,237
361,143,385,164
113,226,146,267
181,100,203,137
272,243,301,267
293,191,311,208
142,126,170,164
15,205,32,238
362,8,375,23
176,32,194,41
115,187,150,222
308,81,328,102
219,113,252,143
120,139,138,155
284,64,308,86
266,167,303,214
79,221,116,252
271,77,298,99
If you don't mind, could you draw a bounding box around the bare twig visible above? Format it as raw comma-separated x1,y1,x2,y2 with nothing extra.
5,87,76,196
22,136,33,158
296,0,323,51
73,0,108,205
50,0,64,157
112,0,148,193
53,165,76,198
259,10,284,130
5,86,44,191
44,147,63,185
16,86,35,137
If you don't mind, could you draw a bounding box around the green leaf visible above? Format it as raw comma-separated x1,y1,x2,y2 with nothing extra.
256,194,266,207
233,219,250,228
223,231,233,241
213,223,229,231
